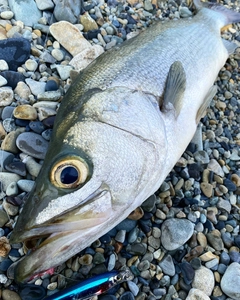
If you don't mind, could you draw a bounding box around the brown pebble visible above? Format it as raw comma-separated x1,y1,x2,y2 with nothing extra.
2,289,21,300
175,210,186,218
213,286,223,297
128,206,144,220
214,271,221,283
231,174,240,187
197,232,207,248
199,251,219,262
0,236,11,257
114,241,123,254
201,182,213,197
213,174,223,184
79,254,93,265
188,233,198,248
0,121,6,140
13,105,37,120
127,255,138,267
185,246,204,261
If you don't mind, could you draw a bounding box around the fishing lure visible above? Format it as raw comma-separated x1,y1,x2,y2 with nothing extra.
44,270,132,300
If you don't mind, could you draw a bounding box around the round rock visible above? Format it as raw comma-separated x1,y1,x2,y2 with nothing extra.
0,87,13,106
161,218,194,250
192,266,214,296
13,105,38,120
16,132,49,159
186,288,210,300
220,262,240,300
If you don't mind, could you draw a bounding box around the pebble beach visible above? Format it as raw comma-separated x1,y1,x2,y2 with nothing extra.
0,0,240,299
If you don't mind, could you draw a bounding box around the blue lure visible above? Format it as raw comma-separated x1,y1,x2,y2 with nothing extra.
44,270,132,300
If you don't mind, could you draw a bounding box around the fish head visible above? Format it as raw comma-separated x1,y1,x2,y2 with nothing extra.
10,87,167,282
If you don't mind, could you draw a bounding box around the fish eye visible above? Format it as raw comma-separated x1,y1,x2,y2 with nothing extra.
50,157,89,188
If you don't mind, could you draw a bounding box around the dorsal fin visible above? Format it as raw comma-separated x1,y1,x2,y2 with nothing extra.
163,61,186,117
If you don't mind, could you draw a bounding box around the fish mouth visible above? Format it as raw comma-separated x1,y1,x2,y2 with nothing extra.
10,187,114,283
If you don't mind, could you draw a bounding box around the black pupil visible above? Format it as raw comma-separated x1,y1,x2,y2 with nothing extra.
60,166,78,184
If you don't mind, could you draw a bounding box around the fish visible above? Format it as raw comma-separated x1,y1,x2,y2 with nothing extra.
10,0,240,283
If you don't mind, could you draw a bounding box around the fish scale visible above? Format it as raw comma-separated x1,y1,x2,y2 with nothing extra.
10,0,240,284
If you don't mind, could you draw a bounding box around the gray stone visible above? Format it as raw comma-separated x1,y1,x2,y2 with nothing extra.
17,179,35,192
217,198,231,213
161,218,194,250
159,254,175,276
8,0,42,27
0,172,21,192
16,132,49,159
25,78,46,96
53,0,81,23
221,262,240,300
35,0,54,10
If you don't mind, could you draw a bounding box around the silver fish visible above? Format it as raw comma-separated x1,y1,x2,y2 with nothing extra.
10,0,240,282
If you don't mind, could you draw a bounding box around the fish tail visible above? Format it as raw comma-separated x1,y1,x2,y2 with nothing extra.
194,0,240,25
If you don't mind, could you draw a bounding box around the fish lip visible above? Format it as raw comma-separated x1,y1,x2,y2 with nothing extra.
11,187,113,283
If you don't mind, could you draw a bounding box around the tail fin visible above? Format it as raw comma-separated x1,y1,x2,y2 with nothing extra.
193,0,240,25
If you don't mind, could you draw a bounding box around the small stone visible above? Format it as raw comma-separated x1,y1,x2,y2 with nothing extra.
217,198,231,213
159,254,175,276
8,0,42,27
148,236,160,250
69,45,104,72
6,181,19,196
0,59,9,71
51,48,64,61
200,182,213,198
37,90,62,101
14,81,31,100
2,129,24,154
35,0,54,10
161,218,194,251
128,207,144,220
0,75,7,87
17,179,35,192
197,232,207,248
45,80,59,92
3,198,19,215
0,87,13,106
115,230,126,243
127,281,139,296
0,172,21,192
79,254,93,265
192,266,214,296
194,150,209,164
221,262,240,300
13,105,38,120
47,282,57,291
0,236,11,257
206,231,224,251
180,261,195,284
25,78,46,96
50,21,92,56
16,132,49,159
80,12,98,32
25,59,38,71
207,159,224,177
186,288,210,300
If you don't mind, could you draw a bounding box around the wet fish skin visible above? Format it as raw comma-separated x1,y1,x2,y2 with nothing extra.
10,0,240,282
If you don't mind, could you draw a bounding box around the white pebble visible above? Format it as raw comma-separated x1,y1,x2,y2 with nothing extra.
51,48,64,61
0,75,7,87
0,10,14,20
25,59,38,72
0,87,13,106
0,59,9,71
0,273,8,284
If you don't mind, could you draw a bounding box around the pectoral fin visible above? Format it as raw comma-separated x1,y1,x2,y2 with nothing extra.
163,61,186,117
196,85,217,123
